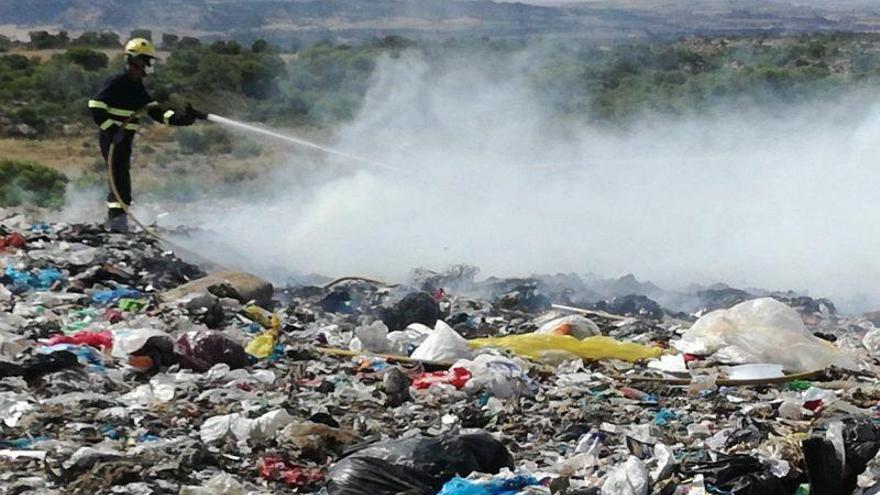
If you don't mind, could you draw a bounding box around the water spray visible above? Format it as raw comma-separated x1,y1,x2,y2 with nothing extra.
206,114,412,176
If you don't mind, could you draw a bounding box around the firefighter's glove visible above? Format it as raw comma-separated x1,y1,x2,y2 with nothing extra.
185,103,208,121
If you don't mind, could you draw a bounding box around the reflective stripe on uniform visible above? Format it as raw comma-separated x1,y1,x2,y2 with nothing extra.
90,99,136,117
107,202,127,209
107,107,135,117
163,110,175,125
101,119,140,131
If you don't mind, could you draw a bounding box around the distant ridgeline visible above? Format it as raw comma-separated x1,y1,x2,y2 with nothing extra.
4,0,880,44
2,31,880,138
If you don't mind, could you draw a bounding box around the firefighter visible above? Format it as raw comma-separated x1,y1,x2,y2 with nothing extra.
88,37,207,232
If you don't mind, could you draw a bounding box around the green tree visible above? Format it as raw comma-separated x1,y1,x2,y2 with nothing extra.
162,33,180,48
0,159,68,208
251,39,270,53
130,29,153,41
28,30,69,49
65,47,109,71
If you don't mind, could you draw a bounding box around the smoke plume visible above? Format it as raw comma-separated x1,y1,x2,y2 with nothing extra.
168,50,880,312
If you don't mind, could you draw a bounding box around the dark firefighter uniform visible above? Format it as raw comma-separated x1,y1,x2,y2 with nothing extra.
88,75,197,221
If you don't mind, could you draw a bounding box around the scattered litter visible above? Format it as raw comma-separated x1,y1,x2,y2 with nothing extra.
2,214,880,494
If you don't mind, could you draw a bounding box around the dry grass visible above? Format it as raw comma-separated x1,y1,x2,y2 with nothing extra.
0,135,97,173
0,128,288,195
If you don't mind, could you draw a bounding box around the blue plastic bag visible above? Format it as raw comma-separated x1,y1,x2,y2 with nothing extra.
3,266,63,291
36,268,63,289
437,475,540,495
91,288,142,305
4,266,33,287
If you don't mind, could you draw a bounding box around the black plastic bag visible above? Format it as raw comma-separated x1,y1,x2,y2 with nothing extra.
0,349,80,381
803,419,880,495
680,452,801,495
327,430,514,495
381,292,441,331
327,457,435,495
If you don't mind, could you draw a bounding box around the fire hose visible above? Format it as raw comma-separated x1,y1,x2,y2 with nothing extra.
105,105,162,240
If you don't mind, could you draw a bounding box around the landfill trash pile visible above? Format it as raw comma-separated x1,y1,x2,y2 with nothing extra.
3,210,880,495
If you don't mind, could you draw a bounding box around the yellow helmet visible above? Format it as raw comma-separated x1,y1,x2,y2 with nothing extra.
124,38,156,59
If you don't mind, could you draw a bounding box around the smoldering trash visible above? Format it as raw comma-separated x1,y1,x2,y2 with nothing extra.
4,208,880,495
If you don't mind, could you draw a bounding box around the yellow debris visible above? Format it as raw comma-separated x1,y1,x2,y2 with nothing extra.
468,333,662,363
245,330,278,359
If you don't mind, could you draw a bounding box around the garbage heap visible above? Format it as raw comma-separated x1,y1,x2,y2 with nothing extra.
3,213,880,495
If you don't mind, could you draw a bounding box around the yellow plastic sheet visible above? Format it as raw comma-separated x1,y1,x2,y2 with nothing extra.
468,333,662,363
245,330,278,358
243,305,281,330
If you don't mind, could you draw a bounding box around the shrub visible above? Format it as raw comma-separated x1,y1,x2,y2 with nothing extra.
231,139,262,159
73,31,121,48
0,159,68,208
162,33,180,48
178,36,201,48
201,126,233,154
28,30,69,49
175,128,207,154
176,127,232,154
251,39,270,53
130,29,153,41
65,47,109,71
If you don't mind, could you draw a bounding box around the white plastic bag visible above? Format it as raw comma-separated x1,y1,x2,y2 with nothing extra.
863,326,880,355
0,391,34,428
250,409,294,441
536,314,600,339
180,472,245,495
410,320,473,362
111,327,169,358
200,409,294,444
387,323,433,355
673,298,856,372
349,321,392,353
200,413,243,443
601,456,649,495
453,354,527,399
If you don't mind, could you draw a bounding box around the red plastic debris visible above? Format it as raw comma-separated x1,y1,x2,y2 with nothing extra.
620,387,651,401
0,232,26,251
103,308,124,324
683,353,701,363
803,399,824,413
46,330,113,352
259,456,324,487
412,367,472,390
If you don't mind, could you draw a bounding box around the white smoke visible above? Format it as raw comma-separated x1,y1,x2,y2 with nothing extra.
173,50,880,311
